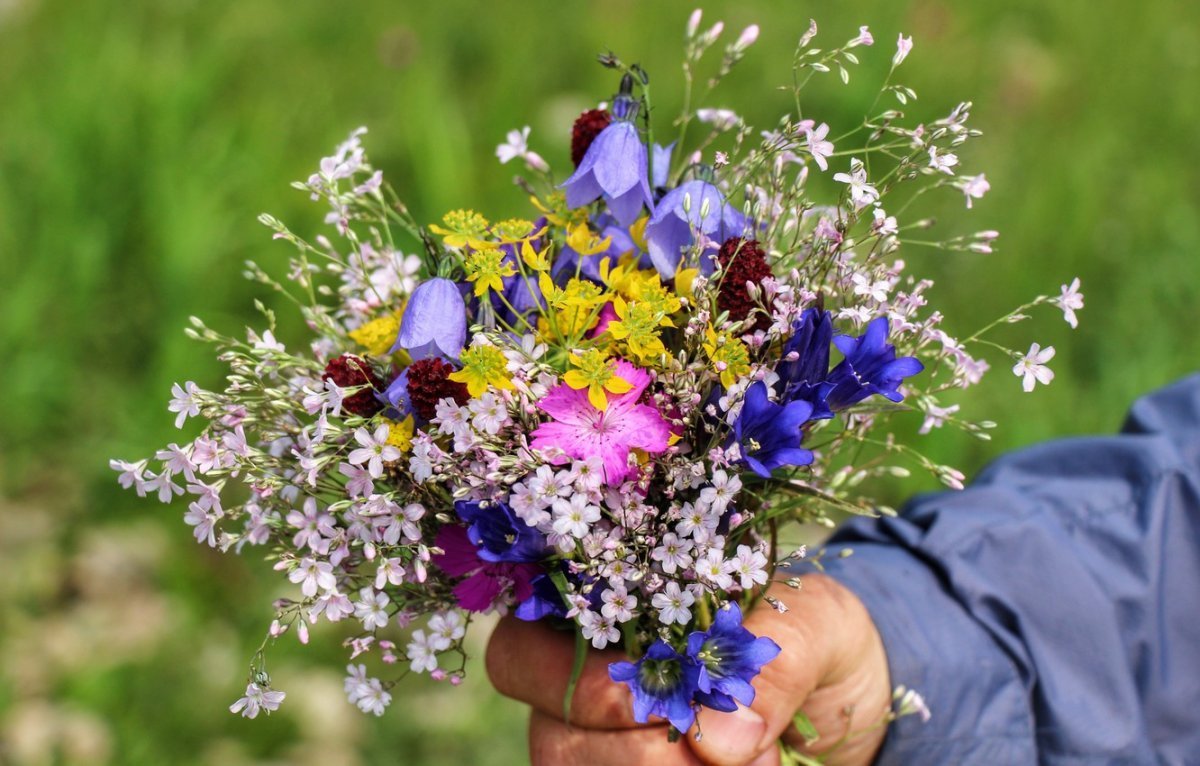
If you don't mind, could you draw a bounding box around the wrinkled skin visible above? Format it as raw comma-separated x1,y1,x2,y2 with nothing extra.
486,575,891,766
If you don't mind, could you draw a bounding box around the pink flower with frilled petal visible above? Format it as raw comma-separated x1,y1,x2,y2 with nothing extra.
530,361,671,484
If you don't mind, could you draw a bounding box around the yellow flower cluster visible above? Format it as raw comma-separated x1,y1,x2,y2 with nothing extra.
703,326,751,389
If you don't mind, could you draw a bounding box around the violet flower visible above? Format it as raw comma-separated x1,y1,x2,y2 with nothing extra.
732,381,814,478
775,308,835,420
388,277,467,360
687,602,781,712
645,179,747,279
825,317,924,410
561,103,653,227
608,640,702,732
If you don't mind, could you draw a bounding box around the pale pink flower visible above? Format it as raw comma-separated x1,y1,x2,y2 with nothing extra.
928,146,959,175
1013,343,1056,392
732,544,769,589
958,174,990,208
495,126,549,173
168,381,202,429
805,122,834,171
833,158,879,209
848,25,874,47
600,586,637,622
651,533,694,575
651,581,695,625
354,587,390,631
229,682,285,719
734,24,760,50
1055,278,1084,329
347,425,400,479
290,557,337,597
919,403,961,434
551,494,601,539
893,34,914,66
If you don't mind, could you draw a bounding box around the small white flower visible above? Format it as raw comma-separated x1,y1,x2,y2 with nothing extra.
1012,343,1056,392
229,682,286,719
289,557,337,597
495,126,549,173
428,611,466,648
406,629,440,673
919,403,961,435
1054,278,1084,329
468,392,510,435
732,544,769,590
695,549,734,589
698,470,741,515
696,108,741,131
928,146,959,175
848,25,874,47
676,502,719,540
347,425,401,479
651,532,694,575
551,494,601,539
805,122,834,172
893,34,914,67
833,158,880,210
353,587,390,631
600,586,637,623
168,381,202,429
580,611,620,649
651,581,695,625
375,557,406,589
872,207,899,236
958,174,990,209
355,678,392,716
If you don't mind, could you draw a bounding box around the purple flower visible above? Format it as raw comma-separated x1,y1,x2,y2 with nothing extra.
376,369,414,419
651,142,675,190
825,317,924,409
775,308,835,419
645,179,747,279
561,119,653,227
732,381,814,478
609,640,702,732
514,573,567,621
388,277,467,360
687,602,781,712
432,525,539,612
454,499,547,564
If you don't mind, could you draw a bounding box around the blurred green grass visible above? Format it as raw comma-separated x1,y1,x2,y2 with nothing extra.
0,0,1197,763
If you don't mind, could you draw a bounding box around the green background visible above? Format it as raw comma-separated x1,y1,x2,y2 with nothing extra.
1,0,1197,763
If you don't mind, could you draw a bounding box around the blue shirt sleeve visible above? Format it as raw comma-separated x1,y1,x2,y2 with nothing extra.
814,374,1200,765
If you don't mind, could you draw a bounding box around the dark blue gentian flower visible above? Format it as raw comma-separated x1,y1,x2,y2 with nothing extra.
645,179,748,279
514,573,567,621
609,640,702,732
388,277,467,360
825,317,924,410
454,499,546,564
732,381,814,478
561,101,653,227
775,308,835,420
687,602,781,712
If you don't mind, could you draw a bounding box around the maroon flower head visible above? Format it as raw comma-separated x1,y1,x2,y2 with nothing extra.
323,354,385,417
716,237,775,331
406,357,470,420
570,108,612,167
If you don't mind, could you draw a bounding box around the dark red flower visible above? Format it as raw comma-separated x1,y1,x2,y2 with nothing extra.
406,357,470,420
716,237,775,331
322,354,385,417
570,108,612,167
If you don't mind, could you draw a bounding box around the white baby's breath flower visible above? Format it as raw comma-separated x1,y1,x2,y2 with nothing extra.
1013,343,1056,392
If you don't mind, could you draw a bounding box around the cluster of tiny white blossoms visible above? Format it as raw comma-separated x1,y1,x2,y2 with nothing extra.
112,13,1080,730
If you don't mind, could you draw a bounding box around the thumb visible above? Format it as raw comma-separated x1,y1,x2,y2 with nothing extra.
687,576,853,766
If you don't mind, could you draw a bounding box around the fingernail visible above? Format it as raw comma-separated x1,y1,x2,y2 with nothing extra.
698,705,767,762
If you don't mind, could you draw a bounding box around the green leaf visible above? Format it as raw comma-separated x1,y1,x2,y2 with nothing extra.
792,709,820,747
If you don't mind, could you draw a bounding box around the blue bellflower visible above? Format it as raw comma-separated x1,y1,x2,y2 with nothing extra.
645,179,747,279
687,602,782,712
825,317,924,410
389,277,467,360
561,116,653,227
609,640,703,732
376,368,414,420
732,381,814,478
454,499,546,564
775,308,835,420
651,142,675,190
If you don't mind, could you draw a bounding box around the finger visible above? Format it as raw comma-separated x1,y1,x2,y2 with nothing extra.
486,616,641,729
689,577,850,766
529,709,704,766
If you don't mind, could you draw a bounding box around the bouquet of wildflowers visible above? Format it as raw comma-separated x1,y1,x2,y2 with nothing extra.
112,11,1082,747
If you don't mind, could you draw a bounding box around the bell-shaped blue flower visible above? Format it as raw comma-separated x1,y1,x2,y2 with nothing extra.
561,119,653,227
687,602,781,712
651,142,675,190
455,499,547,564
645,179,747,279
376,368,414,420
609,640,702,732
825,317,924,410
775,308,835,420
389,277,467,361
732,381,814,478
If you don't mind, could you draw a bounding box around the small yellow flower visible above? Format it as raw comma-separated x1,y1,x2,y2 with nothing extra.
449,344,514,397
674,267,699,298
629,215,649,252
463,248,516,297
521,239,551,271
348,310,404,356
492,218,538,243
566,223,613,257
430,209,490,249
703,326,752,389
385,416,415,453
563,349,634,410
531,191,588,229
607,296,670,365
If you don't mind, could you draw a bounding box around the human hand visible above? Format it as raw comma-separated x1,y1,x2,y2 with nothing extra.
485,574,891,766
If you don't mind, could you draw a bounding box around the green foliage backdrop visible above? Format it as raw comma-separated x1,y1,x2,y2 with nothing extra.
1,0,1197,763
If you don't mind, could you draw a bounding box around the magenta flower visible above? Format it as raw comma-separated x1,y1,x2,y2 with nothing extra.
432,525,539,612
530,361,671,484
